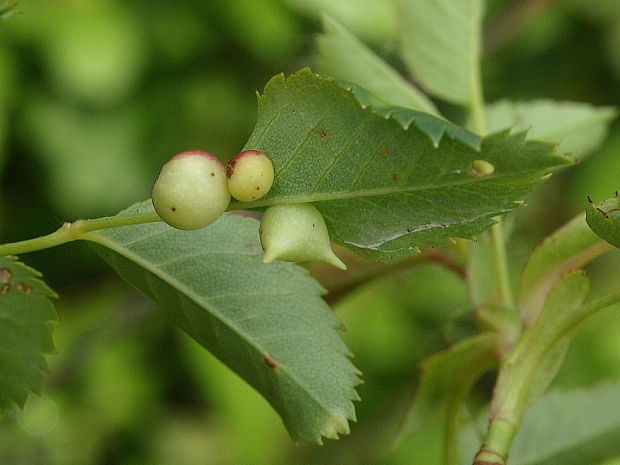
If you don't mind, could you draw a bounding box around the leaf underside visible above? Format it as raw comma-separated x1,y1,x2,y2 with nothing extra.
399,0,483,105
586,193,620,249
86,202,361,443
315,14,439,115
510,381,620,465
0,256,57,414
236,69,570,259
483,99,617,160
399,332,500,437
518,214,607,324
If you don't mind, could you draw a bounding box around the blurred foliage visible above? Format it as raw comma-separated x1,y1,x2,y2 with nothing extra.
0,0,618,464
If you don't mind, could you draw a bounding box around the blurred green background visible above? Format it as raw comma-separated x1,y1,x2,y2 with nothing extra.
0,0,619,464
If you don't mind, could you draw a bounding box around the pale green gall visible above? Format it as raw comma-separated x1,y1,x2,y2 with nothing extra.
152,150,230,230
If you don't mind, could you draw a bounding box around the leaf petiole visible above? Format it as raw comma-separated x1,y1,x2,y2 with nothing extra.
0,210,161,257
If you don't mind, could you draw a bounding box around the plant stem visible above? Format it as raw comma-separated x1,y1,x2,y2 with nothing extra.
0,211,161,257
490,222,515,308
473,290,620,464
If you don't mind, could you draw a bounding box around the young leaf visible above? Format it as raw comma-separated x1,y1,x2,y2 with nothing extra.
518,214,613,324
399,333,500,441
237,69,570,259
504,271,589,413
0,256,57,414
483,100,617,159
492,271,620,432
586,193,620,249
315,14,439,116
84,202,361,444
399,0,484,105
509,381,620,465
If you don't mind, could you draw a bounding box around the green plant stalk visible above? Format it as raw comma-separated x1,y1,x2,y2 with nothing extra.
473,291,620,464
489,222,515,308
0,211,161,256
467,39,515,311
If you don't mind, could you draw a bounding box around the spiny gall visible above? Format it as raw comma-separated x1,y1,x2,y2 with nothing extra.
259,203,346,270
226,150,274,202
152,150,230,230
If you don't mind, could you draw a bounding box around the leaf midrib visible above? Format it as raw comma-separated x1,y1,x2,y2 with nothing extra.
84,231,341,424
228,171,538,210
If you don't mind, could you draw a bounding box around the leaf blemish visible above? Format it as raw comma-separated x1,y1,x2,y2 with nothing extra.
0,268,12,284
15,282,33,294
1,283,9,295
264,354,279,369
380,147,389,154
312,127,329,138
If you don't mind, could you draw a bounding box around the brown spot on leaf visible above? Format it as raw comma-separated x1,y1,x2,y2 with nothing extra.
392,173,399,182
1,283,10,295
312,126,329,138
264,354,278,369
210,172,215,176
380,147,389,154
171,207,177,212
15,282,33,294
0,268,12,284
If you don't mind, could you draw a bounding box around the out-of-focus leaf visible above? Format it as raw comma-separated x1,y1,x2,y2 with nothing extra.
315,14,438,115
493,271,620,438
400,333,500,436
218,0,301,61
42,3,145,106
282,0,397,43
0,1,17,21
85,202,361,444
399,0,484,105
518,214,611,324
517,272,589,409
0,257,57,414
586,193,620,249
484,100,617,160
236,69,569,260
20,98,149,218
510,381,620,465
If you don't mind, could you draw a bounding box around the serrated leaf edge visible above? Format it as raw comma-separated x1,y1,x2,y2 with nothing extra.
84,223,361,443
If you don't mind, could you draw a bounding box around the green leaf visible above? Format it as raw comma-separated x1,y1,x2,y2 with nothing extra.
85,202,361,444
586,192,620,249
400,333,500,437
0,1,18,21
399,0,484,105
510,381,620,465
0,256,57,414
516,271,590,410
237,69,570,260
518,214,611,324
493,272,620,431
315,14,439,115
282,0,397,43
484,100,617,159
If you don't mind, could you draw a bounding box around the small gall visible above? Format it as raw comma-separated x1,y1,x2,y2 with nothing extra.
152,150,231,230
226,150,274,202
470,159,496,177
260,203,346,270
